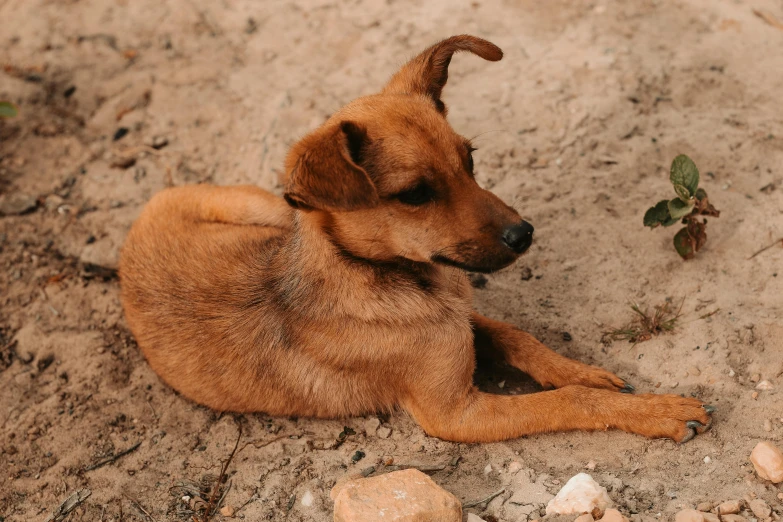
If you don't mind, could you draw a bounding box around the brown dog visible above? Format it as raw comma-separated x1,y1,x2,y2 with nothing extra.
119,35,713,443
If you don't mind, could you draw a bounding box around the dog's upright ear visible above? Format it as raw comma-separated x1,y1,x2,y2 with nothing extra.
382,35,503,114
283,121,379,212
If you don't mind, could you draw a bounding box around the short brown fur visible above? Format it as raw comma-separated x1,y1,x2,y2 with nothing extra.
120,35,712,443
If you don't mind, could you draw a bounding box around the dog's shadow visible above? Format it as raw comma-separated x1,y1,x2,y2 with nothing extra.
474,360,542,396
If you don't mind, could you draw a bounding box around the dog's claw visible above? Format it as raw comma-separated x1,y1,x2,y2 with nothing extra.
680,428,697,443
620,382,635,394
703,405,716,414
686,421,704,430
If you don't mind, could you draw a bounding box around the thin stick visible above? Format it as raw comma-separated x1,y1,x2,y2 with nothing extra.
84,441,141,472
123,495,158,522
463,487,506,508
202,425,242,522
747,237,783,260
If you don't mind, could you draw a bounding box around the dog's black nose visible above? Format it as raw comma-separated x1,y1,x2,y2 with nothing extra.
502,221,534,253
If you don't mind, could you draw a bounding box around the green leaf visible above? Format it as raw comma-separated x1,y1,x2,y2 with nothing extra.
662,215,679,227
694,188,707,201
0,101,18,118
670,154,699,197
673,184,692,203
673,227,694,260
668,198,694,220
643,200,671,227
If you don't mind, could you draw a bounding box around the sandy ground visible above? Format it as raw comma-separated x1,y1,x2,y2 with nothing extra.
1,0,783,520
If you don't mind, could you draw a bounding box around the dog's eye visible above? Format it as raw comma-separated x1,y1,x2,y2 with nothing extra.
396,183,434,206
466,144,478,174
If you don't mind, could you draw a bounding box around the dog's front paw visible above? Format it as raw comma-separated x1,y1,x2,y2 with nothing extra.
621,394,714,442
539,360,632,393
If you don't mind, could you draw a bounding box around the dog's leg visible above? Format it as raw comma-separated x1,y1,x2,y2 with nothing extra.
405,383,712,443
472,313,632,392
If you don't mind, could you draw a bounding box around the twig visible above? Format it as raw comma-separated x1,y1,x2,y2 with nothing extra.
463,487,506,508
747,237,783,260
83,441,141,472
123,494,158,522
385,463,448,473
753,9,783,30
202,425,242,522
44,489,92,522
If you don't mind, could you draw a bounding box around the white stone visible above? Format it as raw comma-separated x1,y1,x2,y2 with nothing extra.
545,473,611,516
467,514,486,522
301,490,314,507
756,380,774,390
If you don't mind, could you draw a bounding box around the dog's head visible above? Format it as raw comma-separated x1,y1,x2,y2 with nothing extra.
283,35,533,274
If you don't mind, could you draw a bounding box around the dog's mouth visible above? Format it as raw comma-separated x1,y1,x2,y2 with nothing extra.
431,254,519,274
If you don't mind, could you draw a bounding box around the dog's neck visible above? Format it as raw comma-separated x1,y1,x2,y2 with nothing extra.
271,211,473,323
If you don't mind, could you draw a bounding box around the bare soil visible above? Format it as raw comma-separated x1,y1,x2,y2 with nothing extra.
1,1,782,521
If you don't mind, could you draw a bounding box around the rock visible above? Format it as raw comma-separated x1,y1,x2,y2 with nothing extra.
701,513,720,522
586,461,597,471
716,500,741,515
332,469,462,522
546,473,611,516
748,499,771,519
508,461,523,474
675,509,704,522
507,468,554,507
377,426,391,439
703,456,712,464
750,441,783,482
364,417,381,436
688,366,701,376
720,516,747,522
599,508,629,522
0,192,37,215
467,514,486,522
575,514,595,522
219,505,235,517
696,502,713,512
44,194,65,211
756,380,774,390
301,490,314,507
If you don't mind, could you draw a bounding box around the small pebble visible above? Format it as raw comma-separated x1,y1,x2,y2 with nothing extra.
300,490,314,507
720,515,747,522
696,502,712,512
546,473,611,516
508,461,523,474
483,463,493,475
563,332,573,341
670,382,679,388
586,460,597,471
688,366,701,376
728,369,736,377
750,441,783,483
703,456,712,464
756,380,774,390
751,373,761,383
748,499,771,519
701,514,719,522
219,505,235,517
377,426,391,439
751,391,759,400
467,514,487,522
675,509,704,522
716,500,741,515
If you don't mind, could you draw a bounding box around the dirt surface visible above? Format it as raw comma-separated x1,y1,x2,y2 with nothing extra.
2,0,783,521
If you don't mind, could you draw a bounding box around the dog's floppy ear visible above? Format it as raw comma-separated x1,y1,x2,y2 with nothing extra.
382,34,503,114
283,121,379,212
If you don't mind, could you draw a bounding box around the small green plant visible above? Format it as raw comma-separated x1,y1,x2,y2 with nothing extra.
0,101,18,118
602,300,683,345
643,154,720,259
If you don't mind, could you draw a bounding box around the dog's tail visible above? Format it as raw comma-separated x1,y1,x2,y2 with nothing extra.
146,184,292,229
